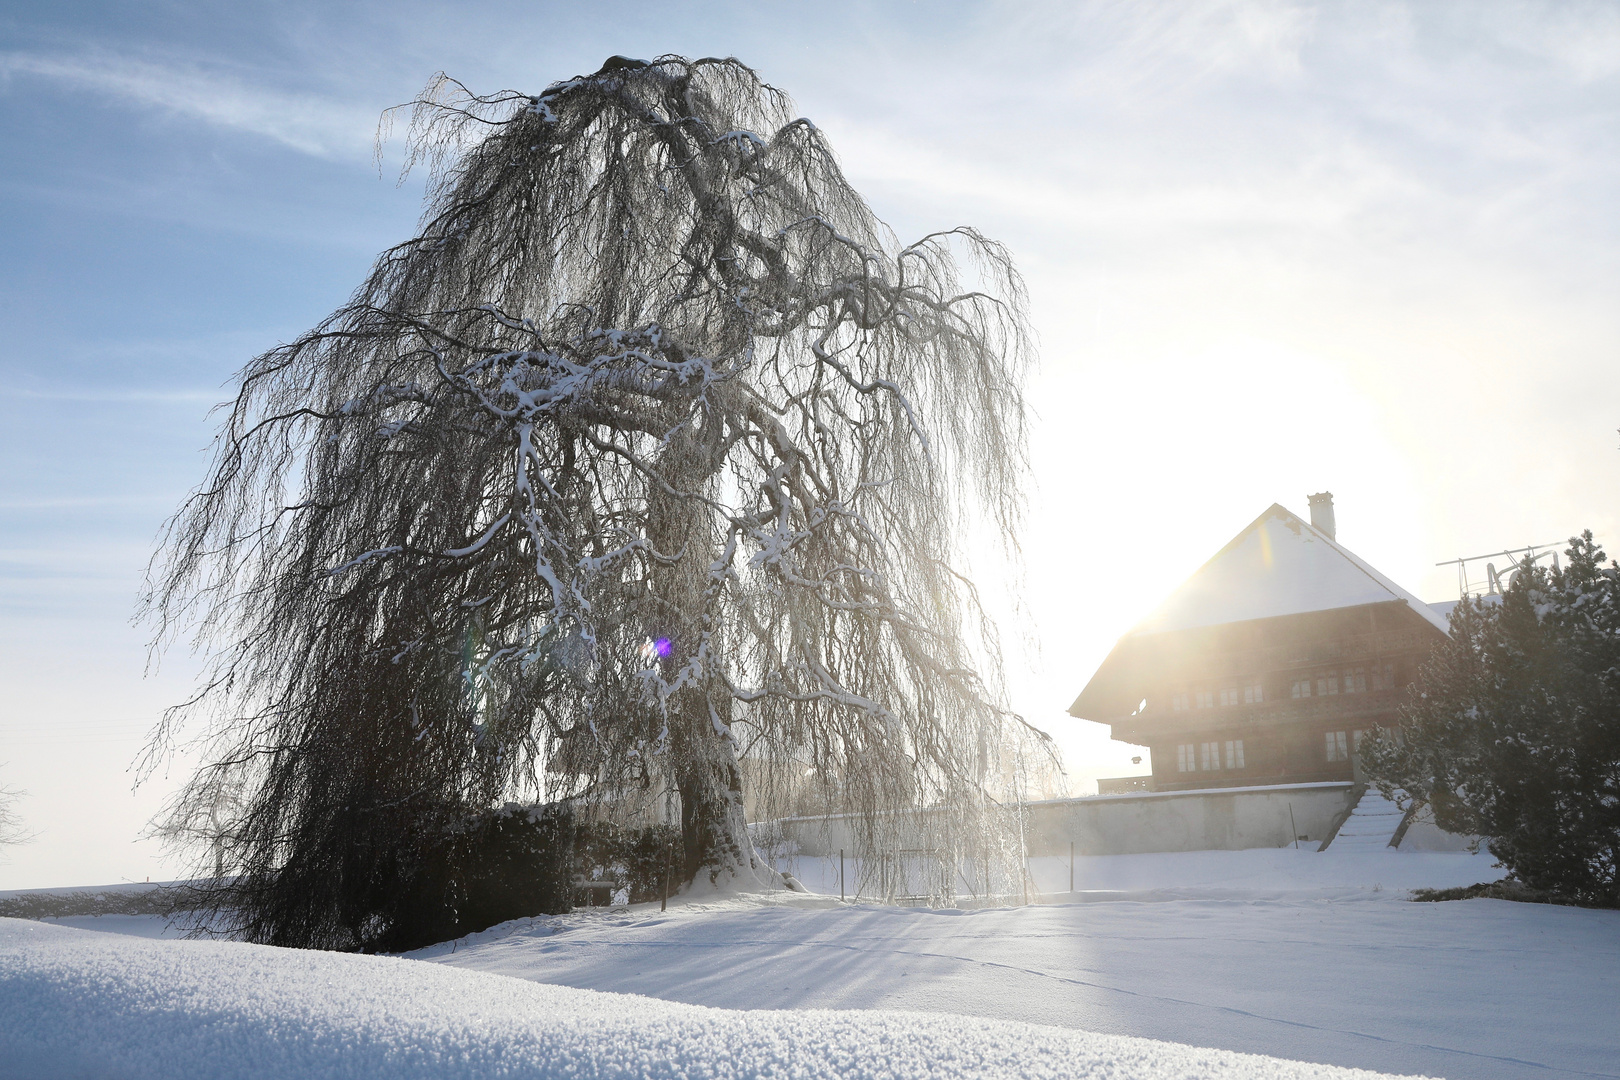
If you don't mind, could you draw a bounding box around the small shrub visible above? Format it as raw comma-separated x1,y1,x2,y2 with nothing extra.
575,821,681,904
1410,879,1595,907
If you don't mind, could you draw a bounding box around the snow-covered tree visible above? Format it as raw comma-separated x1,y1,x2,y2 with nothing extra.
142,56,1045,947
0,775,30,854
1362,533,1620,906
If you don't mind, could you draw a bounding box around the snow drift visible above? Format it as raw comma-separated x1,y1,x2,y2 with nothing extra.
0,917,1424,1080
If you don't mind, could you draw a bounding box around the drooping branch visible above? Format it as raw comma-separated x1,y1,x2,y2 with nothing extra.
143,54,1046,949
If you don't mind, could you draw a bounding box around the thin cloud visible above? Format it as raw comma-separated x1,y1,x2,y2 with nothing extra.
0,496,179,510
8,387,220,404
0,49,378,158
829,118,1404,237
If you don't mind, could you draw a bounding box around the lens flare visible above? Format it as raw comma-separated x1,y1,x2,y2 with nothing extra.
654,637,673,657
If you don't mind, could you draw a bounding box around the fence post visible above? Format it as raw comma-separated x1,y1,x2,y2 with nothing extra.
839,849,845,902
661,838,672,911
983,838,990,901
1069,840,1075,894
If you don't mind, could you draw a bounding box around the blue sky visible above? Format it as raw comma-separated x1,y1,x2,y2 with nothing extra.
2,0,1618,887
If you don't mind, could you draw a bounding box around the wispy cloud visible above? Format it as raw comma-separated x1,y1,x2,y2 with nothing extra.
0,50,378,158
833,118,1395,237
0,496,179,510
7,387,221,404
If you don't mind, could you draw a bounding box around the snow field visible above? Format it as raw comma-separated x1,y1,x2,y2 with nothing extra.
1,917,1426,1080
8,848,1617,1079
419,850,1620,1080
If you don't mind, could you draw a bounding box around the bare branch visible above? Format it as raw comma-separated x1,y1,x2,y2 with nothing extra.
142,54,1042,948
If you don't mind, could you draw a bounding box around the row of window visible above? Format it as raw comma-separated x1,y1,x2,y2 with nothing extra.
1175,739,1246,772
1175,730,1372,771
1290,663,1398,699
1171,683,1263,711
1170,664,1402,712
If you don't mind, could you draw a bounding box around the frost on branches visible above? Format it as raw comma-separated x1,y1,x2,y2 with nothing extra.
140,56,1049,948
1362,533,1620,906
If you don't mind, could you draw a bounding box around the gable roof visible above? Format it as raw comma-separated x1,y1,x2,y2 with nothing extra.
1128,503,1451,638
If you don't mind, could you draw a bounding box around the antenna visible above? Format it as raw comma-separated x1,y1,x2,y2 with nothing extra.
1435,542,1566,598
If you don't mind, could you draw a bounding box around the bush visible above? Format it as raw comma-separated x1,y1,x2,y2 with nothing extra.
119,805,679,952
0,887,182,921
359,806,680,951
1409,879,1594,907
364,802,574,952
1362,533,1620,907
575,821,681,905
453,803,580,933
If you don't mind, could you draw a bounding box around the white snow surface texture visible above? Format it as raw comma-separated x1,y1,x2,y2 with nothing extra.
422,849,1620,1080
0,918,1419,1080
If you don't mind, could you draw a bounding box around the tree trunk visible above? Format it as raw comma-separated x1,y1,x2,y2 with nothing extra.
671,693,757,884
650,423,776,890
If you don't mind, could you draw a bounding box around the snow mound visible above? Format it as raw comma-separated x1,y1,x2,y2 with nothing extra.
1,918,1423,1080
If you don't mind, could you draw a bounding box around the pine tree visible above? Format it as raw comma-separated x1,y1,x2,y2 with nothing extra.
1362,533,1620,905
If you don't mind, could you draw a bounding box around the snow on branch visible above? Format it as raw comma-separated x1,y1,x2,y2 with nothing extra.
142,55,1043,944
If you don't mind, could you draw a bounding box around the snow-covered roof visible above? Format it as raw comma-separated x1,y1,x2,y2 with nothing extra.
1426,594,1501,624
1428,599,1460,623
1128,504,1451,637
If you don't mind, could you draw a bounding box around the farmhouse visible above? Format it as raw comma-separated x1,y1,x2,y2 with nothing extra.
1070,494,1451,793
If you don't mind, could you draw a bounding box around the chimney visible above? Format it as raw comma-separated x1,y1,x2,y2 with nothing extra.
1308,492,1336,540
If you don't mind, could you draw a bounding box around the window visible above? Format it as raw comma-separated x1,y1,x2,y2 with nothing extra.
1244,682,1263,704
1181,740,1243,771
1219,687,1241,707
1325,730,1349,762
1224,739,1245,769
1172,692,1189,712
1294,667,1377,696
1352,728,1368,753
1195,689,1215,709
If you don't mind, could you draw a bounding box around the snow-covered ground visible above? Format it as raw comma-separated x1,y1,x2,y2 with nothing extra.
5,847,1618,1080
3,916,1423,1080
414,849,1620,1080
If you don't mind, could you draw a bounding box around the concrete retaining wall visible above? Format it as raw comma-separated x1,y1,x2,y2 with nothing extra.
771,782,1360,859
1023,782,1358,856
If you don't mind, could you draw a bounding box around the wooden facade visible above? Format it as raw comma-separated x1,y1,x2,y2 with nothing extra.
1070,500,1450,792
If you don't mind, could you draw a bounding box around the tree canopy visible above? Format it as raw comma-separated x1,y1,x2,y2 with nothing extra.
1363,534,1620,906
142,55,1046,948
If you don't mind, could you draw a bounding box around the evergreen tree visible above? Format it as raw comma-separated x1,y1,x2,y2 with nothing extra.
1362,533,1620,905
